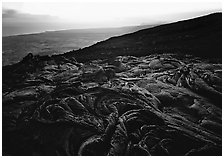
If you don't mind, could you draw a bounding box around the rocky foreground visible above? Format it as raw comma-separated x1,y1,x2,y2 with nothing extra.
2,53,222,155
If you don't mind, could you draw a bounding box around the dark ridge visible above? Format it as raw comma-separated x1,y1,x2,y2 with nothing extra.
60,13,222,62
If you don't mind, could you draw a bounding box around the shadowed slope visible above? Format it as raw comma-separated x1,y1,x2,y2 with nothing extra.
63,13,221,62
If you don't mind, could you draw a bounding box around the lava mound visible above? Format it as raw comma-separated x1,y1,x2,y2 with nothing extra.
2,54,222,155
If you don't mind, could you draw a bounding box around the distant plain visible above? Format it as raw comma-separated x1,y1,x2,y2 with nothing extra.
2,25,154,66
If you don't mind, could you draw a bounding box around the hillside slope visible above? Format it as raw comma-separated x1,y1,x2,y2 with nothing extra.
63,13,222,62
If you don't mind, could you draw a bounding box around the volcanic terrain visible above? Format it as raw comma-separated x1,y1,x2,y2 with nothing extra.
2,13,222,156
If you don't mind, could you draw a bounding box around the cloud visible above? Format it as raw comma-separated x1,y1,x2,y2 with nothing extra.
3,9,60,22
2,9,18,18
2,9,73,36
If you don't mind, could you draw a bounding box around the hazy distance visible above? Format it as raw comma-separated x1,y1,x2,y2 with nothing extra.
2,1,221,36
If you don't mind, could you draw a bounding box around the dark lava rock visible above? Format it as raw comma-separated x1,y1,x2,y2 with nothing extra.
2,53,221,156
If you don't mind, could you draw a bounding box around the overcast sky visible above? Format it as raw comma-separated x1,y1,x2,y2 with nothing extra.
2,0,222,36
